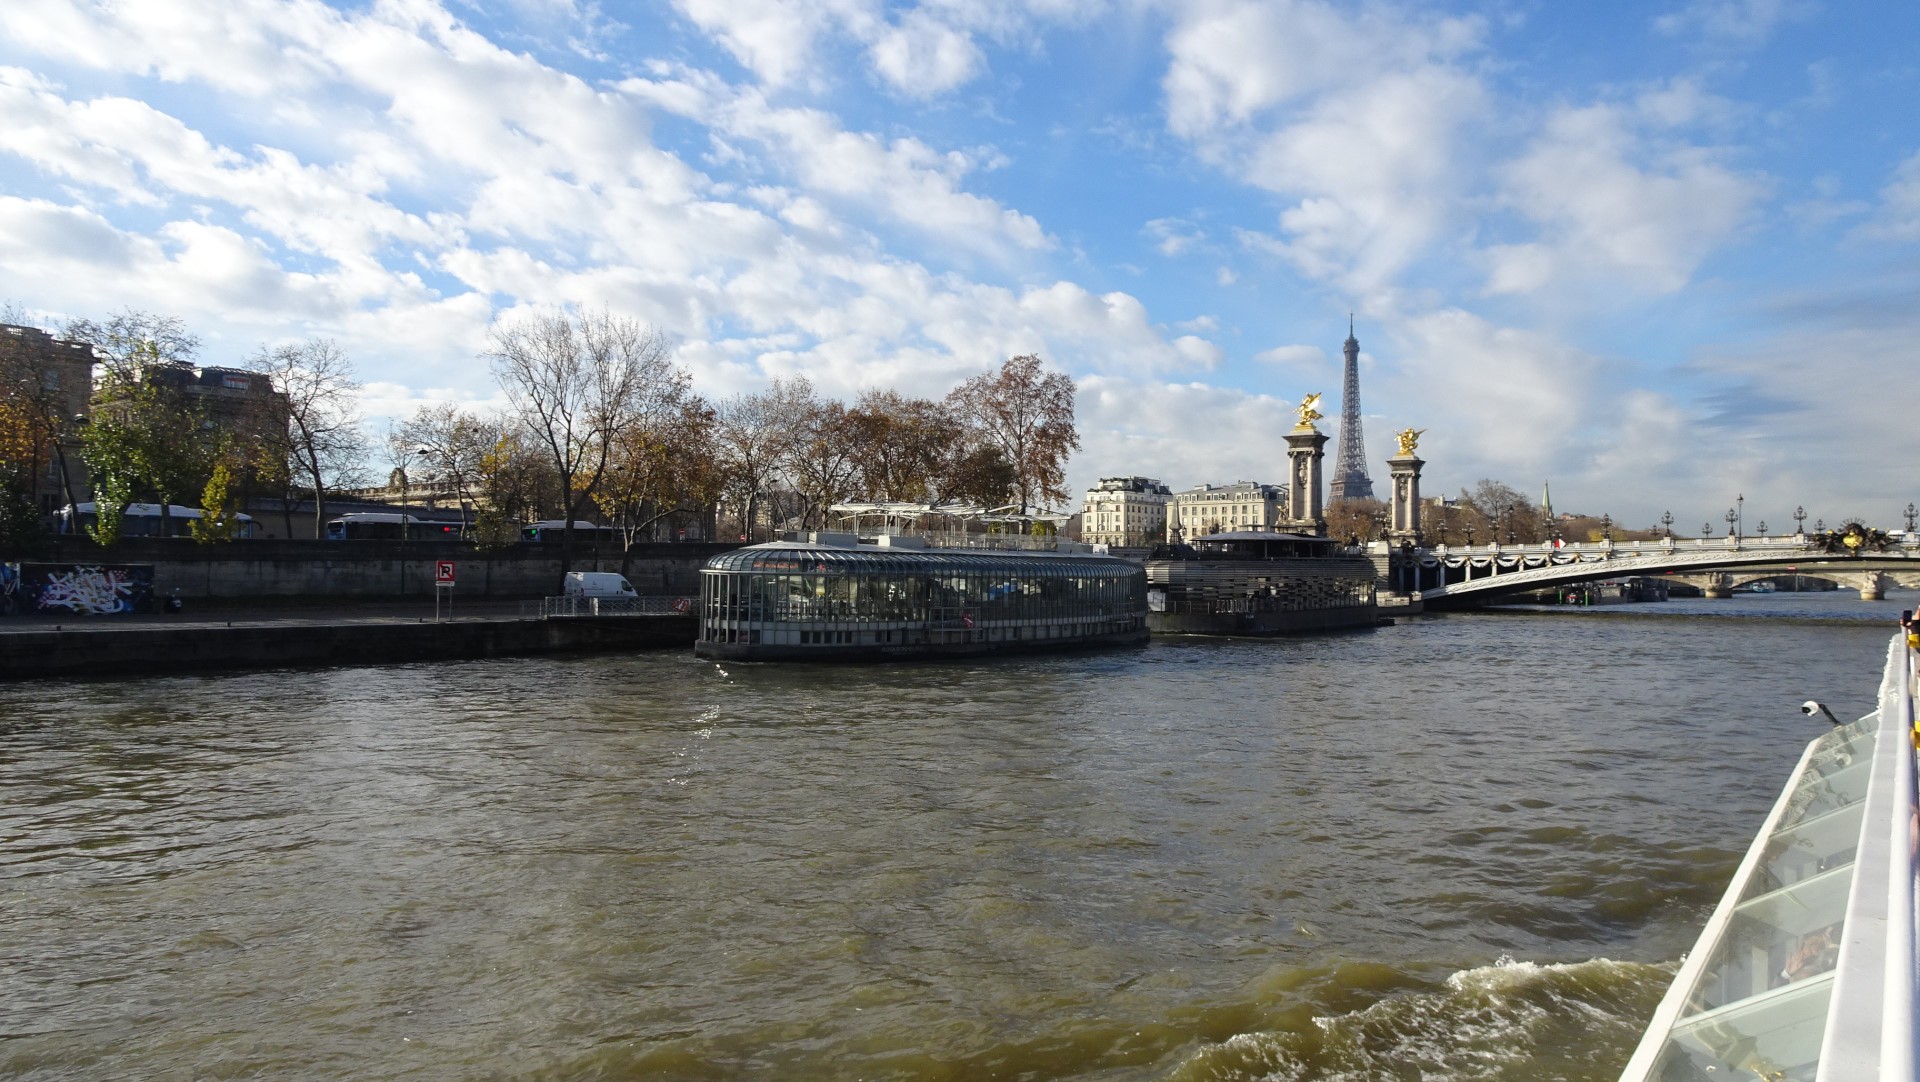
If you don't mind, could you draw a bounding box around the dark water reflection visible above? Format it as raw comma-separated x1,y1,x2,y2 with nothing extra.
1,591,1908,1080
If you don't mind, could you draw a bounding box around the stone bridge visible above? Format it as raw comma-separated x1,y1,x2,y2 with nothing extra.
1391,534,1920,605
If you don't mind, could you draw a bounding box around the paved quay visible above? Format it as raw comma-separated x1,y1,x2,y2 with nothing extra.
0,598,696,680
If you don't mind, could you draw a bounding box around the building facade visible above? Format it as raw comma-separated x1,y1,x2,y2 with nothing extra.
1080,476,1172,548
138,362,287,439
1,323,97,514
1167,481,1288,541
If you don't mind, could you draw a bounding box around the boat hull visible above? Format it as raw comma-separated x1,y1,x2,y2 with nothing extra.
694,625,1148,661
1146,606,1378,636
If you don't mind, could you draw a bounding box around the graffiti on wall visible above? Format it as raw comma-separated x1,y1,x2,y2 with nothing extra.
6,564,156,615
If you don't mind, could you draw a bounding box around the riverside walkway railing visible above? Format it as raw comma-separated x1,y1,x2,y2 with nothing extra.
1619,630,1919,1080
528,595,697,618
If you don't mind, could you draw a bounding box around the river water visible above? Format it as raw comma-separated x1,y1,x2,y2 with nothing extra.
2,590,1912,1081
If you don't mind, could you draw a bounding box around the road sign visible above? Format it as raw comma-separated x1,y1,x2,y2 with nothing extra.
435,560,456,585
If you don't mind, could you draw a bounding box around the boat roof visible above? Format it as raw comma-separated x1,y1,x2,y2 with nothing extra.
705,540,1140,573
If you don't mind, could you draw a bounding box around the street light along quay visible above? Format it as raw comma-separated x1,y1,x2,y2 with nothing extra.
1662,510,1674,538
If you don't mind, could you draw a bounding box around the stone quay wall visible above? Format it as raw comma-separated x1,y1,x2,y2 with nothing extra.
9,539,738,600
1,615,698,680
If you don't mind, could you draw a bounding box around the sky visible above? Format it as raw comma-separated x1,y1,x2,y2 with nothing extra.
1,0,1916,532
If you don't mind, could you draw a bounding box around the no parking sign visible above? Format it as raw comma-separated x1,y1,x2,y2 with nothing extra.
435,560,456,585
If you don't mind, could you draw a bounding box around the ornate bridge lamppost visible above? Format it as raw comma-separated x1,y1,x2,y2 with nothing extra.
1816,519,1826,533
1661,510,1674,539
1758,520,1767,537
1794,506,1807,536
1906,502,1917,533
1703,522,1714,539
1736,493,1744,542
1601,514,1613,541
1726,508,1738,538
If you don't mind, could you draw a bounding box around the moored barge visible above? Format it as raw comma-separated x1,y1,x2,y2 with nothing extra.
1145,531,1378,635
695,533,1148,660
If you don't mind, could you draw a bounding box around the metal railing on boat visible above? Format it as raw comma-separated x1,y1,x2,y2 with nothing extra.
1619,632,1919,1080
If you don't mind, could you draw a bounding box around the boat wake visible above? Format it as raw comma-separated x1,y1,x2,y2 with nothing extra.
1159,956,1673,1082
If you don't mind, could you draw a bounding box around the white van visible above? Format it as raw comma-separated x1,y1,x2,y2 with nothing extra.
563,572,638,599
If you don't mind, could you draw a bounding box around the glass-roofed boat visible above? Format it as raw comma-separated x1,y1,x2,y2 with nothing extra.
694,531,1148,660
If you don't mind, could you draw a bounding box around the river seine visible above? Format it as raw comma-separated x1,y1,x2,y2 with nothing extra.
2,590,1912,1080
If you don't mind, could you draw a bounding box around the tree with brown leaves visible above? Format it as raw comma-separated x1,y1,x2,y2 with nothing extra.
944,354,1079,513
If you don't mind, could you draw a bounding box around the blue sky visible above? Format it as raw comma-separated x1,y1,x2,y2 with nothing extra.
2,0,1917,529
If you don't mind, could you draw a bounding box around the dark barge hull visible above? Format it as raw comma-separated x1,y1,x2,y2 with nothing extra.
1144,532,1380,638
695,626,1148,661
1146,606,1379,636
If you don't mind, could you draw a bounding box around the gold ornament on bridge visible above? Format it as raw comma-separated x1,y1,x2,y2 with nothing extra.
1394,427,1425,456
1294,393,1324,431
1813,521,1892,555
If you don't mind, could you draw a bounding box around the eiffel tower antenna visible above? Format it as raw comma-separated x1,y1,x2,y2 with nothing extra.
1329,319,1374,502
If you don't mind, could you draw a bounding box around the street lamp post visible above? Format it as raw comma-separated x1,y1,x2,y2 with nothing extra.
1906,502,1917,533
1815,519,1826,533
1758,520,1767,536
1661,510,1674,539
1736,493,1744,541
1794,506,1807,536
1601,514,1612,541
1703,522,1714,539
1726,508,1738,538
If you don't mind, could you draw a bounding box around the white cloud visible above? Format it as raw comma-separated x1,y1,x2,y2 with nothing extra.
669,0,1100,98
1858,149,1920,242
1254,344,1326,373
1073,375,1295,497
1144,216,1206,257
1653,0,1817,47
1160,0,1488,295
624,68,1049,254
1487,103,1763,295
869,10,985,97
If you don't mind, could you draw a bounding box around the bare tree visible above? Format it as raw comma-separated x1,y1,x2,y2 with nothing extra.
945,354,1079,514
485,306,674,574
247,338,369,537
63,310,201,380
394,405,505,536
711,376,813,542
788,399,863,528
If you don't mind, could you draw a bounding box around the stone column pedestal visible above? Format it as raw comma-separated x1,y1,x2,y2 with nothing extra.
1285,427,1328,535
1387,453,1424,544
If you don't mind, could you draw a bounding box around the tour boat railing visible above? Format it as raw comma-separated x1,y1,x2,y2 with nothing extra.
1619,631,1918,1080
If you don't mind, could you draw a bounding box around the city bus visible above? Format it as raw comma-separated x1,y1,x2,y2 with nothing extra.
54,502,257,538
323,513,464,541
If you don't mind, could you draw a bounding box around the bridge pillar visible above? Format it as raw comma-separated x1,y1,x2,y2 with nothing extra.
1857,572,1888,601
1284,425,1329,535
1387,450,1424,545
1698,572,1732,598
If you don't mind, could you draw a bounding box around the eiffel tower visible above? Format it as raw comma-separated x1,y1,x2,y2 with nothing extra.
1327,316,1375,502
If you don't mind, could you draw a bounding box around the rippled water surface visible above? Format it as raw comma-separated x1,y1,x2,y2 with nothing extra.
2,591,1911,1080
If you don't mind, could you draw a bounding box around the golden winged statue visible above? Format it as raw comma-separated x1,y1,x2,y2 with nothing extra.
1294,393,1324,431
1395,427,1425,456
